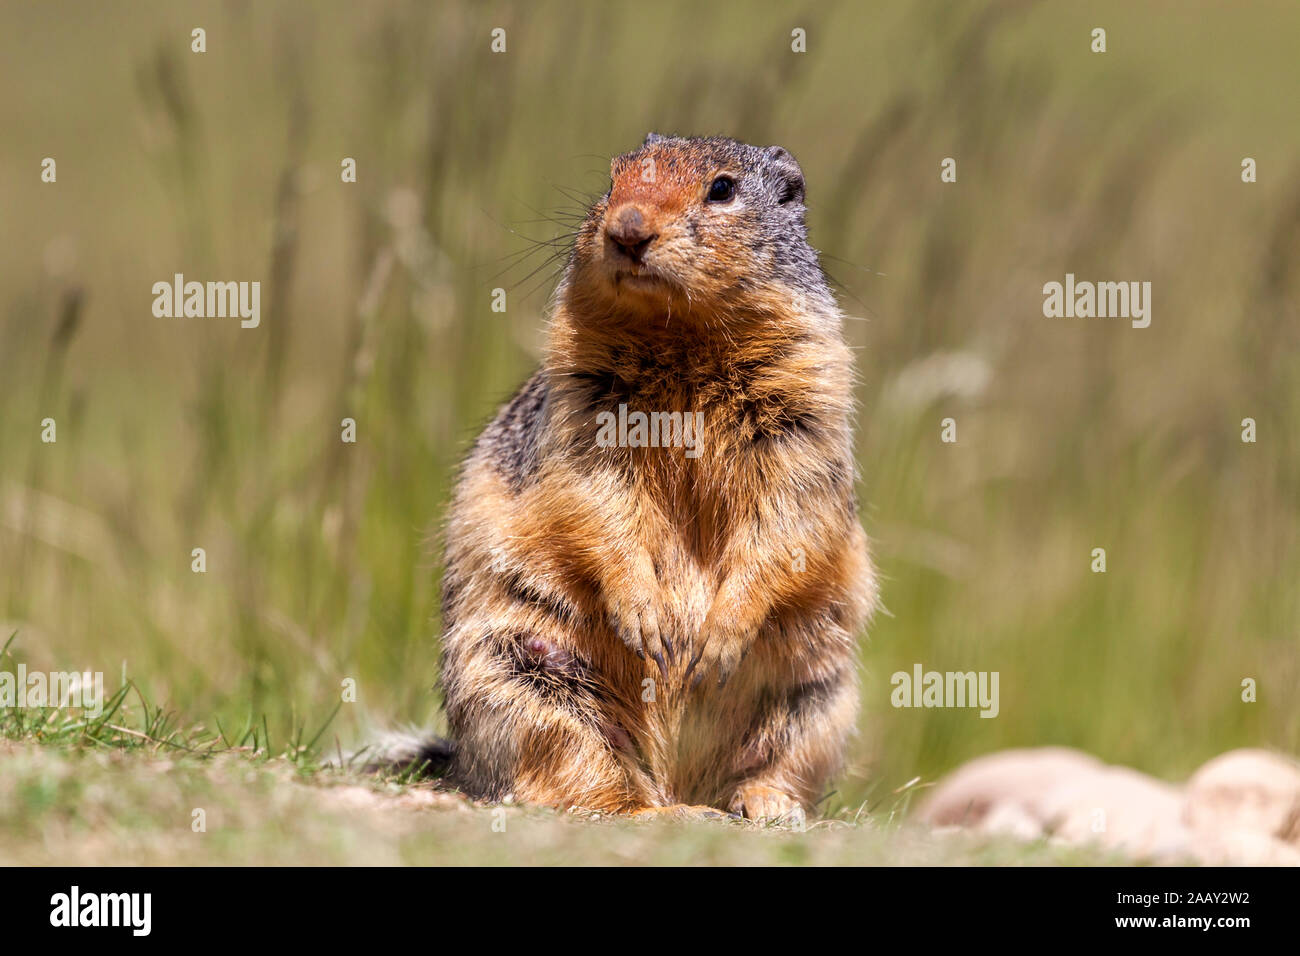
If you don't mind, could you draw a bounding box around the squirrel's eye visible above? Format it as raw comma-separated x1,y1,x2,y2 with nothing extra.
706,176,735,203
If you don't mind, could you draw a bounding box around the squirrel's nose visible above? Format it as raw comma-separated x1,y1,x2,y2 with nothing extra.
606,205,657,263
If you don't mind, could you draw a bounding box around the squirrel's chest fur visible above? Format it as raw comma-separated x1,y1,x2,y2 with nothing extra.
556,340,839,563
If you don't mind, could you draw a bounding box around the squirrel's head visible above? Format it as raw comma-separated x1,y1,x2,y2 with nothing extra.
565,134,831,325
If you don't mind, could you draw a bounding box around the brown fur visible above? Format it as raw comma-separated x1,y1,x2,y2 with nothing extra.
437,135,877,820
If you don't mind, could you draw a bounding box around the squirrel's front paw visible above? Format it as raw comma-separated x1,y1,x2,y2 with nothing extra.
607,592,669,677
684,612,752,687
729,784,805,827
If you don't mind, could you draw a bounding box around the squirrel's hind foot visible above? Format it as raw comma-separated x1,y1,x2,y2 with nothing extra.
628,804,735,822
729,785,806,827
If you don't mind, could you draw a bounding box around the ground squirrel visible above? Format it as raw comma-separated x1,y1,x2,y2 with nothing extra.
394,134,877,822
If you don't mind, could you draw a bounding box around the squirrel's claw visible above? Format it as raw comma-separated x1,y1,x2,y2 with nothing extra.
686,588,760,688
607,595,667,677
650,649,668,680
685,618,749,688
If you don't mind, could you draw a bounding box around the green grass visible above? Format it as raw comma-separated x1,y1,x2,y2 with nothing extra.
0,653,1124,865
3,740,1130,866
1,0,1298,863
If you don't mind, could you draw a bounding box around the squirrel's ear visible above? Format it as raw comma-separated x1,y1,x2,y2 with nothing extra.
643,132,667,146
766,145,805,205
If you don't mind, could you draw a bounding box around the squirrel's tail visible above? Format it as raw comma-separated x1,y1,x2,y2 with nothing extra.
332,728,456,779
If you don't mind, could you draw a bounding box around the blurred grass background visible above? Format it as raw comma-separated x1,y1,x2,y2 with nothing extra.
1,0,1297,812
